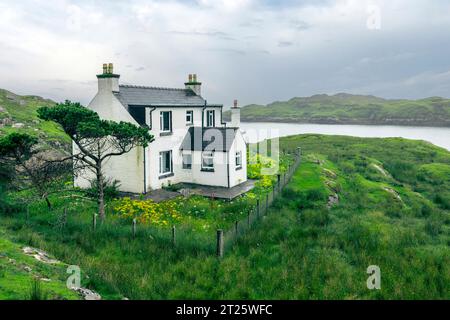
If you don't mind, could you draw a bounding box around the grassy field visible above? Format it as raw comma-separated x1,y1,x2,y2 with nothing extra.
0,134,448,299
224,93,450,127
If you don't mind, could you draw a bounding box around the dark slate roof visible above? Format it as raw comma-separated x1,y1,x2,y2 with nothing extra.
114,85,211,107
180,127,237,152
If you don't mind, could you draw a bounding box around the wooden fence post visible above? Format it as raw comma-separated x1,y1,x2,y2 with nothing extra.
92,213,97,231
132,218,137,238
172,225,176,246
235,221,238,236
216,229,224,258
247,211,250,227
266,193,269,212
257,199,260,216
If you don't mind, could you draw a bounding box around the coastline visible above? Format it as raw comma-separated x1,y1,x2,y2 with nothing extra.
228,117,450,128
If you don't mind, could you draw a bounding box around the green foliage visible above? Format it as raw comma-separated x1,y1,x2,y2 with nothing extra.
0,233,79,300
0,134,449,300
38,100,154,218
28,278,48,300
85,179,121,201
0,132,37,160
37,101,154,148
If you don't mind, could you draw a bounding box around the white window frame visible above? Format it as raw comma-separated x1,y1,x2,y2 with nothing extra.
186,110,193,125
235,151,242,169
160,111,172,133
201,151,214,171
182,153,192,170
159,150,173,176
206,110,215,127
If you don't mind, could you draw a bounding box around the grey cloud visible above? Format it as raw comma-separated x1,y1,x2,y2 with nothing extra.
168,30,235,41
278,41,293,47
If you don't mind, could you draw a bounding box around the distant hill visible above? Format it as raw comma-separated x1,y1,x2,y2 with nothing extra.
224,93,450,127
0,89,70,151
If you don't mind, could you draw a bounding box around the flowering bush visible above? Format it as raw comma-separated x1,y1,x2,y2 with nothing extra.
113,197,182,227
113,194,257,231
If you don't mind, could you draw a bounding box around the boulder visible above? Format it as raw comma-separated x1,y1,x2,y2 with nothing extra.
22,246,60,264
72,287,102,300
12,122,25,128
327,193,339,208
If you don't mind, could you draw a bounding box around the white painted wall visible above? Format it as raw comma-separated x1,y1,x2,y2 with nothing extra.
228,130,248,187
74,76,145,194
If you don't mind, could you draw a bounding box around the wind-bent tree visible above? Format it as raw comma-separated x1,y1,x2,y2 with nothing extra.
0,132,71,209
38,101,154,220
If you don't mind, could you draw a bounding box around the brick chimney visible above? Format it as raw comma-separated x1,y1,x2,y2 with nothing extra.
97,63,120,93
231,99,240,128
185,73,202,96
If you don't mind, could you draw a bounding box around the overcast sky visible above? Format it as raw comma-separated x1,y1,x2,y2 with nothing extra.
1,0,450,107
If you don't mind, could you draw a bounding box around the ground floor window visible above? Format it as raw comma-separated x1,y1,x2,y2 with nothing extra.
236,151,242,169
201,151,214,171
159,150,173,176
182,153,192,169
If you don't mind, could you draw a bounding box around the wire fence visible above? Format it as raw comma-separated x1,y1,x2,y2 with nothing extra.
31,147,302,257
219,148,302,256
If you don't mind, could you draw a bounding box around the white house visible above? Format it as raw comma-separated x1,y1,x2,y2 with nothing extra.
74,64,247,194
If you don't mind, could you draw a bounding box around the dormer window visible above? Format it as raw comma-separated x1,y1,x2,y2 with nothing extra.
206,110,215,127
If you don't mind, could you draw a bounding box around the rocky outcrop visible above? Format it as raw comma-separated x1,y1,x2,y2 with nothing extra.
327,193,339,208
371,163,390,177
72,287,102,300
22,247,60,264
382,187,403,203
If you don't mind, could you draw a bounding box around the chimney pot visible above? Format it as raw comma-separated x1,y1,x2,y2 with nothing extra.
103,63,108,74
233,99,238,108
108,63,114,74
193,74,197,82
188,74,193,82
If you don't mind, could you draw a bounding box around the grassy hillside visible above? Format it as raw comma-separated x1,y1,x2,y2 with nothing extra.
0,89,70,150
0,228,79,300
0,135,448,299
224,93,450,127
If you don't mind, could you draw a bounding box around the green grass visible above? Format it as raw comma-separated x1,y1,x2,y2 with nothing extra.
0,134,449,299
223,93,450,126
0,229,79,300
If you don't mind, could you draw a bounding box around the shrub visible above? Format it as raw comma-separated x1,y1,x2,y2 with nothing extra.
85,178,121,200
113,197,182,227
306,188,328,202
28,279,48,300
434,192,450,210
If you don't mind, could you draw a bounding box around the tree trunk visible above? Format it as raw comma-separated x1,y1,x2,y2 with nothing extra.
97,165,105,221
